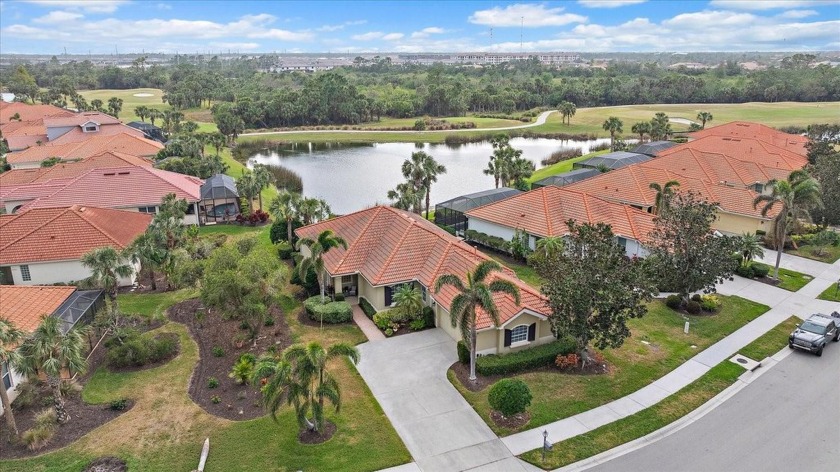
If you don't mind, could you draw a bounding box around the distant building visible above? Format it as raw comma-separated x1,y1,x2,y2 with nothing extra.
397,52,580,66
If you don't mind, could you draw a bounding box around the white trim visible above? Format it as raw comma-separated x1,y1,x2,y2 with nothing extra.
510,339,531,349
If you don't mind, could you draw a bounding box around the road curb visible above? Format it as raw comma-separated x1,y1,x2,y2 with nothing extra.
550,346,792,472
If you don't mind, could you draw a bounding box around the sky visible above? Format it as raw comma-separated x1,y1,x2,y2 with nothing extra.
0,0,838,55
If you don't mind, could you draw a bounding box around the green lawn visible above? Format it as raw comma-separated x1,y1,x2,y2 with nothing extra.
818,283,840,302
77,88,217,132
357,115,524,129
753,263,813,292
451,296,769,436
520,316,799,470
786,245,840,264
527,150,609,184
488,253,544,290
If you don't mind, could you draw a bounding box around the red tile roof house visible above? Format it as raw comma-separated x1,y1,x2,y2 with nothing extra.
6,132,163,169
0,205,151,286
0,285,105,411
296,205,554,355
687,121,809,156
464,186,657,258
0,166,204,225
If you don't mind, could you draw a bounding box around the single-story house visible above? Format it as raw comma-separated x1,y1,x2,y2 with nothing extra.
687,121,808,156
659,135,808,170
531,168,600,189
573,151,651,171
0,285,104,413
0,205,151,286
434,187,522,234
0,165,203,225
296,205,555,356
465,186,655,257
42,112,143,145
0,151,153,187
199,174,241,224
630,140,677,157
6,132,163,169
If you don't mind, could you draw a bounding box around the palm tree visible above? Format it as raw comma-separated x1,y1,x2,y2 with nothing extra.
253,341,360,434
252,164,274,210
209,131,226,156
534,236,565,259
148,109,163,127
297,197,331,225
737,232,765,267
602,117,623,151
90,99,104,112
753,169,823,279
134,105,150,122
296,230,348,310
696,111,713,129
0,319,25,439
17,317,87,424
129,231,166,291
559,101,576,125
81,246,134,314
387,181,425,214
401,151,447,220
632,121,652,143
507,156,535,190
649,180,681,215
484,134,511,189
269,190,302,243
434,260,520,381
236,170,261,212
393,284,424,320
107,97,123,118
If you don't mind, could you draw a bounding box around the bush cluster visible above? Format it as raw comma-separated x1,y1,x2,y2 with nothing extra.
541,148,582,166
21,408,58,451
685,300,702,315
665,294,683,310
106,333,178,369
235,209,270,226
303,296,352,324
457,340,471,364
488,379,532,416
473,338,577,376
358,297,377,319
554,352,580,370
276,241,294,260
109,399,129,411
464,229,510,254
736,262,771,279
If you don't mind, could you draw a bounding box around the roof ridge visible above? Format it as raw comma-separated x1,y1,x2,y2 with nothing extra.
71,206,131,249
623,204,639,240
541,187,553,235
373,211,415,285
333,206,384,272
0,207,73,252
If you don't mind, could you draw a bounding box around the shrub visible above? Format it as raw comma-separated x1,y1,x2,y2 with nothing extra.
148,335,178,362
700,294,721,312
208,377,220,389
385,328,394,337
555,352,580,370
685,300,702,315
735,264,755,279
373,310,398,331
269,220,285,244
691,293,702,302
109,399,129,411
414,119,426,131
211,395,221,404
291,267,320,296
751,263,770,278
476,338,576,376
541,148,582,166
229,353,256,385
464,229,511,254
12,380,37,409
303,296,353,324
21,423,56,451
457,340,470,364
333,292,345,302
212,346,225,357
34,407,57,428
422,306,435,328
409,318,426,331
264,317,275,327
488,379,532,417
665,294,683,310
276,241,294,260
358,297,376,319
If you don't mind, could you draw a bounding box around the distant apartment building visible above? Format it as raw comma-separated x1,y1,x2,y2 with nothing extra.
397,52,581,66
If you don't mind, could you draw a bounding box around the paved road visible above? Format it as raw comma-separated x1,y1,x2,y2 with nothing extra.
239,110,556,137
589,341,840,472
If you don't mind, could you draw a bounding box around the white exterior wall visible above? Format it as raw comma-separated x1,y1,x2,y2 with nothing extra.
9,161,39,170
468,218,523,245
622,238,649,258
5,259,139,286
0,367,27,415
4,199,32,214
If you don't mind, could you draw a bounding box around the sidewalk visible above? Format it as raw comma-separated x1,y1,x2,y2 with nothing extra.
502,251,840,457
352,304,386,342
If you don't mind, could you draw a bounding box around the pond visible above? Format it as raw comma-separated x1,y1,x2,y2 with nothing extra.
248,137,612,215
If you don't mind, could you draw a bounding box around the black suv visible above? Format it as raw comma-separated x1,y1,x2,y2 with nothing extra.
789,313,840,357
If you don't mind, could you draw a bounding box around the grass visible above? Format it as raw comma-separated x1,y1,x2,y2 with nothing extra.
451,296,769,436
77,88,217,132
488,253,544,290
519,316,799,470
527,150,609,184
753,262,813,292
213,144,278,208
786,244,840,264
356,115,523,129
817,283,840,302
117,289,198,319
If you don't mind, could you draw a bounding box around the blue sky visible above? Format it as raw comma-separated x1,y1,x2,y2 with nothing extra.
1,1,838,54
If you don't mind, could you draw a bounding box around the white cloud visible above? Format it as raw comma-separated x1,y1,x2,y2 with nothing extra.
776,9,818,18
411,26,446,38
351,31,384,40
316,19,367,32
469,3,588,27
577,0,646,8
32,10,84,23
382,33,404,41
22,0,129,13
209,42,260,51
709,0,836,10
156,2,171,10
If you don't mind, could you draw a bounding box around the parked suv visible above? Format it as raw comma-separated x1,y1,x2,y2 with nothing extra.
789,312,840,357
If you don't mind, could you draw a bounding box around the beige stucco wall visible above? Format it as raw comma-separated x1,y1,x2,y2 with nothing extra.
436,305,555,355
714,211,769,235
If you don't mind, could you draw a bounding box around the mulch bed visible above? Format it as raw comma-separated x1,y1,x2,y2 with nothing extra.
168,298,292,421
490,410,531,430
0,387,133,460
83,456,128,472
754,276,782,288
298,420,337,444
104,332,181,374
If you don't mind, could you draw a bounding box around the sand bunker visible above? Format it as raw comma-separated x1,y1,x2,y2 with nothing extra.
133,93,154,97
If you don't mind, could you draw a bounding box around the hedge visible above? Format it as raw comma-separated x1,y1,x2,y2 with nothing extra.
464,229,511,254
276,241,294,260
475,337,576,376
358,297,377,319
303,296,352,324
457,340,470,364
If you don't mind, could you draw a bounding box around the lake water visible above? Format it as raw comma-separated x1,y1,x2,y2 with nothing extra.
249,137,612,215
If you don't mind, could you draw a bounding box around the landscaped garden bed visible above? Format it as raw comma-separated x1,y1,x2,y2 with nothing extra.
818,283,840,302
450,296,769,435
736,261,813,292
168,298,292,420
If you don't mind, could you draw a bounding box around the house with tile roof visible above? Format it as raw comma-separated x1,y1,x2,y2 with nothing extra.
6,132,163,169
0,285,104,411
1,166,203,225
0,205,151,286
465,186,656,258
687,121,808,156
0,151,153,187
296,205,555,355
659,135,809,171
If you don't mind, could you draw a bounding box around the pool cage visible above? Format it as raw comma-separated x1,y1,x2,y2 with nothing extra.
53,290,105,334
434,187,522,234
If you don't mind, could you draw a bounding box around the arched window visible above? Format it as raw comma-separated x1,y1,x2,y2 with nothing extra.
510,325,529,344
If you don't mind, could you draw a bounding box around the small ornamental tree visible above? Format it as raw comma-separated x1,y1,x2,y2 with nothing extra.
488,379,532,417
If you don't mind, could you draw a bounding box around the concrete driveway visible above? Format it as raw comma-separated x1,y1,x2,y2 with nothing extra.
356,329,530,471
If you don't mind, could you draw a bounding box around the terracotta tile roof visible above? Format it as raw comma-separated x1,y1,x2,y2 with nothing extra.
0,285,77,334
48,124,145,145
0,102,73,123
3,166,203,211
0,151,154,187
295,206,549,330
0,205,151,265
687,122,808,156
465,186,656,243
43,112,121,128
644,148,790,187
661,135,808,171
7,132,164,165
5,134,48,151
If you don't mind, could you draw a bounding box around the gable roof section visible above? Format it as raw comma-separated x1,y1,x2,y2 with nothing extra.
644,148,790,187
688,121,808,155
0,151,153,187
295,206,549,330
43,112,121,128
465,186,656,243
0,102,73,123
0,285,77,334
661,135,808,171
48,123,145,145
0,205,152,265
7,132,164,165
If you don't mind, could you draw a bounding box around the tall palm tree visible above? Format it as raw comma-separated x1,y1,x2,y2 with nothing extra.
269,190,302,243
148,108,163,127
649,180,681,215
602,117,623,151
296,230,348,309
134,105,149,122
297,197,331,225
401,151,447,220
696,111,713,129
107,97,123,118
737,232,765,267
0,319,25,439
559,101,577,125
387,181,425,214
209,131,226,157
753,169,823,279
252,164,274,210
434,260,520,381
129,231,166,291
17,317,87,424
81,246,134,314
253,341,360,434
631,121,652,143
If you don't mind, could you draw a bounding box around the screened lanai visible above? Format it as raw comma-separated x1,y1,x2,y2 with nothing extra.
573,151,652,171
54,290,105,334
434,187,522,233
532,168,600,189
631,140,677,157
200,174,241,224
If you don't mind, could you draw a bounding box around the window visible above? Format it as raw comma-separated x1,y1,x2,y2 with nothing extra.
753,183,764,193
616,237,628,249
421,285,427,302
2,362,11,390
510,325,529,344
84,125,98,132
138,206,157,214
20,264,31,282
